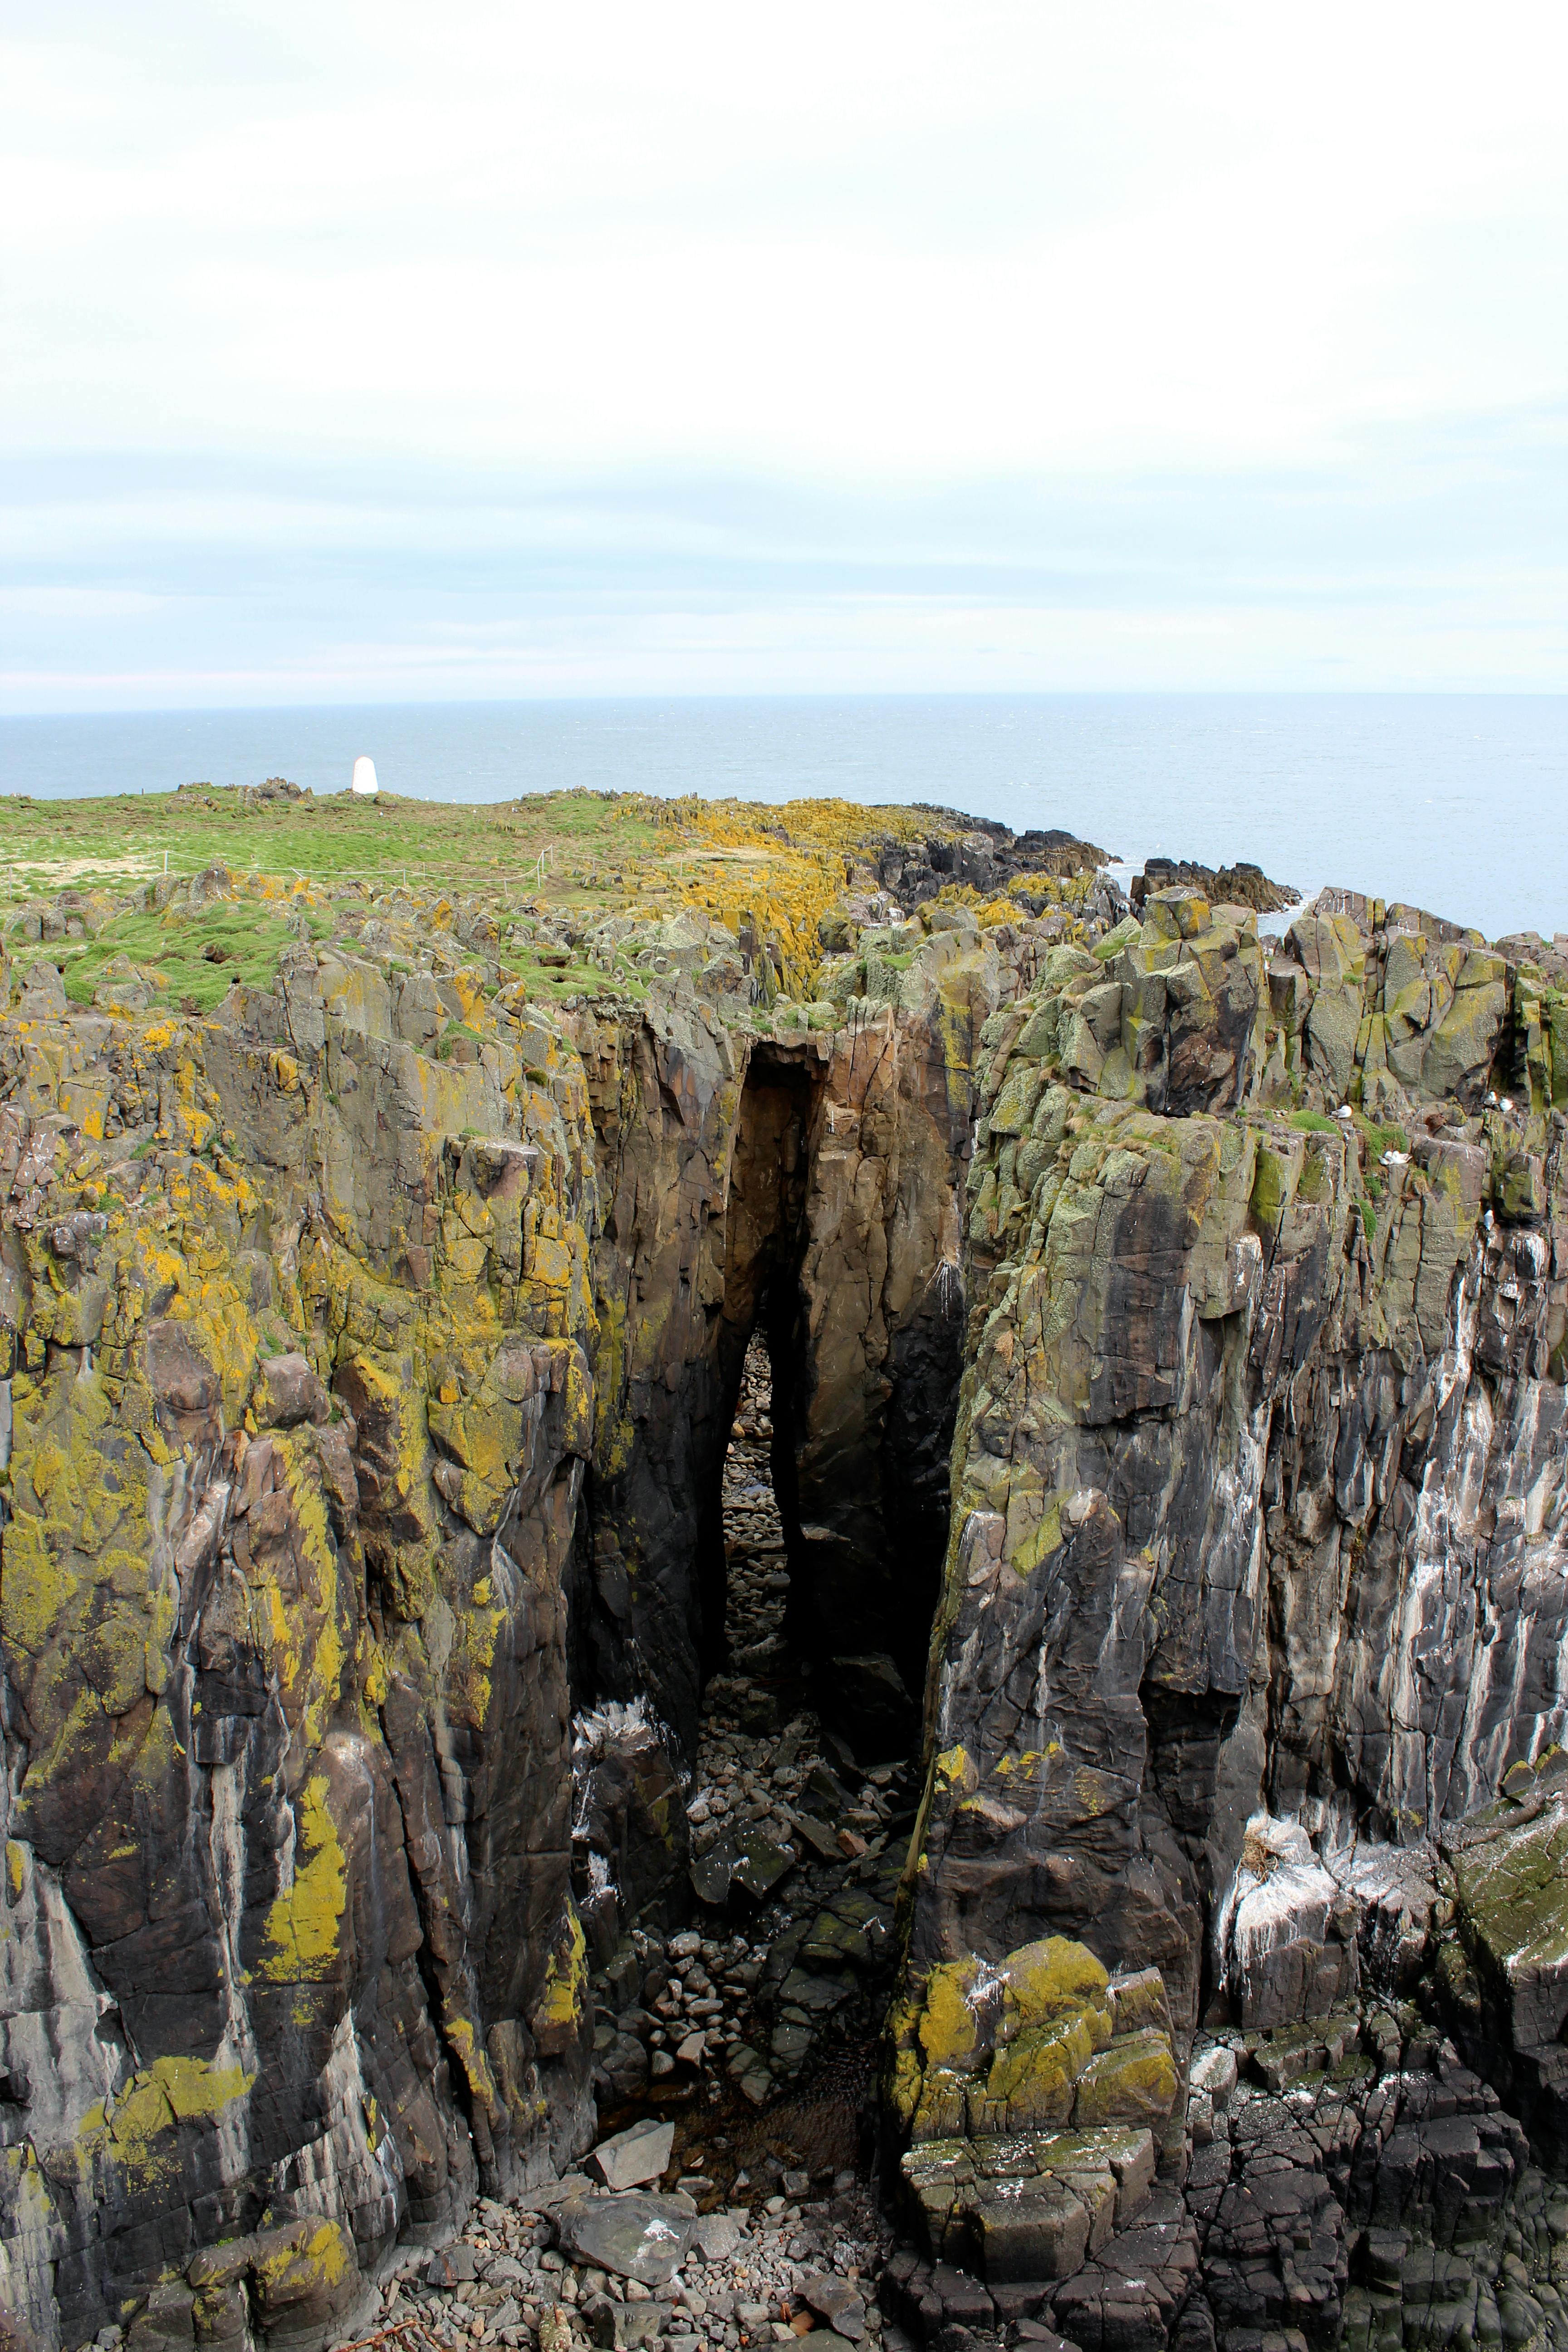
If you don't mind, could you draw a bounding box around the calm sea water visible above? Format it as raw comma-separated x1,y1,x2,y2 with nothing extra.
2,695,1564,945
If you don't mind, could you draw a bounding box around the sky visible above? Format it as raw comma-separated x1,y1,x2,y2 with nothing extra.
4,0,1568,710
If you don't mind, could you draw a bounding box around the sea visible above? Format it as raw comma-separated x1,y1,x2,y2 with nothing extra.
1,694,1564,946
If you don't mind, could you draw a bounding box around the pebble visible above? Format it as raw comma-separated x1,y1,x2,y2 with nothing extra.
355,2168,892,2352
579,1338,913,2124
399,1345,897,2352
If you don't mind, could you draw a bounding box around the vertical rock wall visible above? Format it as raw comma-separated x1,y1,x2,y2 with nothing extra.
13,852,1568,2352
572,923,1007,1768
1,953,603,2351
889,887,1568,2290
0,893,1024,2352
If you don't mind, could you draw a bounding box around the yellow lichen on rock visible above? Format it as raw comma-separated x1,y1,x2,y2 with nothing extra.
530,1901,588,2058
260,1773,347,1991
917,1957,990,2069
1071,2027,1180,2128
896,1935,1176,2147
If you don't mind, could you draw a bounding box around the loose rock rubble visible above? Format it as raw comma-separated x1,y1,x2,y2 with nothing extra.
341,2171,893,2352
578,1339,914,2135
335,1996,1568,2352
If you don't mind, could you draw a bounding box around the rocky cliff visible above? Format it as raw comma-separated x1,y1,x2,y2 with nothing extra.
887,885,1568,2352
2,794,1567,2352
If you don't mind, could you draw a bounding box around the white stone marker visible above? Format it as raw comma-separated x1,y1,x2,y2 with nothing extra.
351,755,378,795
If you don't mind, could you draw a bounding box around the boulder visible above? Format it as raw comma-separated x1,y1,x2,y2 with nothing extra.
552,2194,696,2290
590,2117,675,2190
17,961,67,1019
798,2272,867,2340
253,1351,328,1428
587,2305,670,2351
690,2213,743,2263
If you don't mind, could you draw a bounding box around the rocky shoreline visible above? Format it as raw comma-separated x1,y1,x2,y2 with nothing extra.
2,790,1567,2352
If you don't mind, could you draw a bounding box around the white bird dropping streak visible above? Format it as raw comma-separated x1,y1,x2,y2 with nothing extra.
351,754,378,795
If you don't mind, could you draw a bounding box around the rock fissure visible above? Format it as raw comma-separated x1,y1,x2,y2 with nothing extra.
5,818,1568,2352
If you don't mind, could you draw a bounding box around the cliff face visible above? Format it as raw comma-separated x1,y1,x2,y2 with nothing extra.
573,916,1005,1769
0,937,612,2352
3,815,1568,2352
886,886,1568,2350
905,887,1568,1998
0,851,1052,2352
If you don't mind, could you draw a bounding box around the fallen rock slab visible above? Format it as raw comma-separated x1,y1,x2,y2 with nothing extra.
690,2213,744,2264
586,2296,674,2348
799,2271,867,2340
554,2193,696,2289
591,2118,676,2191
425,2244,476,2287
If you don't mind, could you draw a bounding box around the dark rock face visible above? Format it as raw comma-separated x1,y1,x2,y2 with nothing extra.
885,882,1568,2347
906,888,1568,2024
7,853,1568,2352
1131,860,1299,918
1,949,603,2349
0,886,1030,2352
572,936,1008,1761
875,825,1112,912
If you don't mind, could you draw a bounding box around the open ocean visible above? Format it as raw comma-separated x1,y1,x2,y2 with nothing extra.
1,693,1564,946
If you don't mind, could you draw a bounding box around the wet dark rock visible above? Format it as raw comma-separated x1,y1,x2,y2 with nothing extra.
821,1656,919,1760
800,2272,869,2338
591,2117,676,2190
731,1828,798,1901
552,2192,697,2288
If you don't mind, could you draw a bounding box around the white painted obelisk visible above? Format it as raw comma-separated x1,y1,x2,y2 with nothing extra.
351,755,378,795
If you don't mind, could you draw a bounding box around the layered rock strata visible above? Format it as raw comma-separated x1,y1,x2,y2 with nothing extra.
5,828,1568,2352
0,860,1041,2350
891,881,1568,2332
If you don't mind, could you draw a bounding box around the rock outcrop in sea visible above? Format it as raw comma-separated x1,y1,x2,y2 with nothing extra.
3,792,1567,2352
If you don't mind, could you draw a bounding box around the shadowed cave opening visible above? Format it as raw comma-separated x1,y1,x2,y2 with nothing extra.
693,1041,953,1759
571,1042,954,2188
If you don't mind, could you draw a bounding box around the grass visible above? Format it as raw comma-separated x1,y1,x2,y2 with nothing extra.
1357,1114,1411,1158
0,781,943,913
1288,1106,1411,1158
56,904,330,1012
0,784,667,907
2,780,1068,1008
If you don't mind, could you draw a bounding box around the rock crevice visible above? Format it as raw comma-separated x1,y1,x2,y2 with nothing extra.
4,839,1568,2352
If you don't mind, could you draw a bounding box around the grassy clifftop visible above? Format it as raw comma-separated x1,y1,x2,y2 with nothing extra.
1,783,1108,1014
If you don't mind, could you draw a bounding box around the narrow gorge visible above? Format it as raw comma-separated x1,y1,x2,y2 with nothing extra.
3,789,1568,2352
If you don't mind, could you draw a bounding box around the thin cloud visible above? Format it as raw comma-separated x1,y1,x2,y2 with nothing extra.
3,0,1567,704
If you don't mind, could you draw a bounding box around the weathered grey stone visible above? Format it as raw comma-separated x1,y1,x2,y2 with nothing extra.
689,2214,743,2264
587,2299,671,2348
552,2195,695,2289
799,2274,867,2340
590,2118,675,2191
1188,2045,1238,2107
252,1350,327,1428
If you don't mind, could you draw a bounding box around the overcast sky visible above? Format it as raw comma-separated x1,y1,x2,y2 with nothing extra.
5,0,1567,709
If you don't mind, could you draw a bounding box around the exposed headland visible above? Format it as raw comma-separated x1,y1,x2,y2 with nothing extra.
3,784,1568,2352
